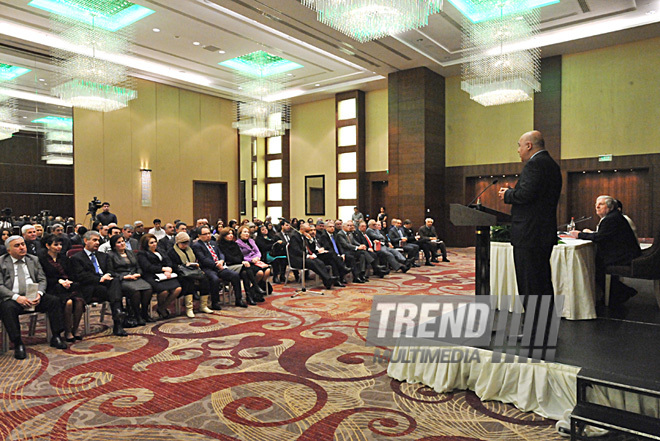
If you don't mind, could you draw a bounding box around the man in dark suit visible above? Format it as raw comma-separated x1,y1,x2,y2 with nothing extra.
21,224,42,256
499,130,562,338
287,223,337,289
389,219,420,266
156,223,176,255
192,226,245,309
70,230,127,336
418,218,449,262
334,220,373,282
306,224,346,286
317,220,353,284
96,202,118,226
122,224,139,252
571,195,641,304
0,236,68,359
354,221,391,276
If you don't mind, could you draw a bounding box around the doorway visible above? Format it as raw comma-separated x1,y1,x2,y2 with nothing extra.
193,181,228,225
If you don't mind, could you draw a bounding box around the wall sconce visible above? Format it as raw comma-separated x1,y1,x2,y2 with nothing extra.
140,168,152,207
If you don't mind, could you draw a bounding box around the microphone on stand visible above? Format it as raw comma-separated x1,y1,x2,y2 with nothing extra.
467,179,499,207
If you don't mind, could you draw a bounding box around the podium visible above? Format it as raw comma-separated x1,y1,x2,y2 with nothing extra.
450,203,511,296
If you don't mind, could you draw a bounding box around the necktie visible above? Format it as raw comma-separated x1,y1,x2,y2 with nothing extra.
284,233,290,243
90,253,102,275
16,260,26,295
330,235,339,254
363,233,373,248
207,243,219,262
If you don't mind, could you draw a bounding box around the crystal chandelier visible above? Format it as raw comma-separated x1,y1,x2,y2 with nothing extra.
0,91,19,141
222,51,296,138
47,0,139,112
302,0,443,43
461,3,541,106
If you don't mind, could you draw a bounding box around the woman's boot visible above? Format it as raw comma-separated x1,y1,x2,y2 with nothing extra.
185,294,195,318
199,295,213,313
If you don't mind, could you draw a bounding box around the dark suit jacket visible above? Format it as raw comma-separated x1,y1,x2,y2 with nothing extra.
286,232,309,268
579,209,641,267
192,240,225,271
70,249,112,287
334,230,358,255
25,239,42,256
0,253,47,301
317,230,341,255
157,235,175,255
38,250,78,295
137,250,174,278
504,150,562,249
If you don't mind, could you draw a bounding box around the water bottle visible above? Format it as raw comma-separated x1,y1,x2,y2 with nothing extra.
568,217,575,232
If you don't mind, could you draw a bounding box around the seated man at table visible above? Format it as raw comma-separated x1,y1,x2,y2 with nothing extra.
570,195,641,305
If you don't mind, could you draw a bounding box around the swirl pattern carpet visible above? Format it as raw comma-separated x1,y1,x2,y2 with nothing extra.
0,248,569,440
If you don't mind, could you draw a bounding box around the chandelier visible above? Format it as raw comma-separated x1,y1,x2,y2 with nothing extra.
0,66,22,140
302,0,444,43
460,2,542,106
221,51,299,138
44,0,142,112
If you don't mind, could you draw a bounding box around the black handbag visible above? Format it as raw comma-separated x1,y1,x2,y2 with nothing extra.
177,265,205,280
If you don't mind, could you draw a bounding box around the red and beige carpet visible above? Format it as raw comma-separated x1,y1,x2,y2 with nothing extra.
0,249,567,440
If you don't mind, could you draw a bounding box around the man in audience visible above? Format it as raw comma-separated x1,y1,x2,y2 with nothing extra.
98,226,122,253
305,224,346,286
70,231,127,336
193,226,246,310
97,202,118,226
402,219,434,266
288,223,337,289
319,220,357,283
22,224,42,256
122,224,138,251
70,226,87,247
133,221,145,242
0,235,68,359
149,219,166,241
34,224,44,239
418,218,450,263
389,218,420,266
98,225,110,244
337,221,387,279
359,221,406,273
367,220,411,271
570,195,641,304
156,222,176,254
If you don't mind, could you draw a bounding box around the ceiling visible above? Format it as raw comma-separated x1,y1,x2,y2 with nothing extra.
1,0,660,116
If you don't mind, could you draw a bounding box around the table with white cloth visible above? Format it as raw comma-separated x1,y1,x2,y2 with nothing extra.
489,239,597,320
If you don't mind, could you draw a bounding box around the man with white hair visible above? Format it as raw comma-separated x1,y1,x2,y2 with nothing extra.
0,235,68,359
418,218,449,263
21,224,41,256
571,195,641,304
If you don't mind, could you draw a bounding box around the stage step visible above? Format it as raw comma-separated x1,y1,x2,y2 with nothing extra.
571,368,660,440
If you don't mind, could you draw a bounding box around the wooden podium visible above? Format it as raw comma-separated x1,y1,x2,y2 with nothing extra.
450,203,511,296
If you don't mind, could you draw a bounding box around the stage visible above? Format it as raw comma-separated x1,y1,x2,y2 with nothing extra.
388,281,660,432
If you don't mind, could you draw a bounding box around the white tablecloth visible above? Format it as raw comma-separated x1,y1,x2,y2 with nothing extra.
490,239,597,320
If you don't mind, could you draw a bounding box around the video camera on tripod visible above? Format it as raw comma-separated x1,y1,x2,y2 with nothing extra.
87,197,103,222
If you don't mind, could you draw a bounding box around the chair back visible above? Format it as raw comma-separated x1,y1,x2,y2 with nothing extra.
66,245,84,258
285,242,302,271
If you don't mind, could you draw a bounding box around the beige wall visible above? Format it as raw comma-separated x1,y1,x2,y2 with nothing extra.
366,88,388,172
445,76,534,167
74,78,237,225
562,36,660,159
290,98,336,218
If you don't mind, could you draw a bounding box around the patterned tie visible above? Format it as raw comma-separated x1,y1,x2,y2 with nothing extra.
330,235,339,254
90,253,102,275
363,233,373,248
207,243,219,262
16,260,26,295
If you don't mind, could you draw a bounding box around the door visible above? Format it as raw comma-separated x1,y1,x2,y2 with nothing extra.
193,181,228,225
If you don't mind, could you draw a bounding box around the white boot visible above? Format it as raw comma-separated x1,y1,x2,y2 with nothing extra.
199,295,213,314
185,295,195,318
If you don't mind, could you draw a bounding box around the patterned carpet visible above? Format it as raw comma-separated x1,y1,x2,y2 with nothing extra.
0,248,568,440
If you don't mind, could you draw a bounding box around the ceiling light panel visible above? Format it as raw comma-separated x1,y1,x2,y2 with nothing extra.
447,0,559,23
27,0,155,32
0,63,32,81
219,51,303,77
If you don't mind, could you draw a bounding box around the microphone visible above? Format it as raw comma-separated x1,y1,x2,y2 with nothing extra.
468,179,499,207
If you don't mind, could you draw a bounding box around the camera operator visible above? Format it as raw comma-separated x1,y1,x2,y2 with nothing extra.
0,208,13,230
97,202,117,226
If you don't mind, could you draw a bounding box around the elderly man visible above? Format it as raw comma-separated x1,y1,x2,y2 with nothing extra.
366,220,410,272
570,195,641,304
0,236,68,359
70,231,127,336
305,224,346,286
21,224,42,256
287,222,337,289
389,219,420,267
418,218,449,263
133,220,145,242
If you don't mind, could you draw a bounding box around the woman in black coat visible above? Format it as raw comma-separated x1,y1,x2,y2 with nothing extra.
107,235,153,326
137,234,181,319
217,227,265,302
255,225,286,284
39,234,83,341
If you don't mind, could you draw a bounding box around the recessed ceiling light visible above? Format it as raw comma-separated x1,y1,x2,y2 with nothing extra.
22,116,27,119
218,50,226,54
193,41,201,46
38,78,45,81
647,10,657,15
152,28,161,32
286,73,293,76
315,83,320,87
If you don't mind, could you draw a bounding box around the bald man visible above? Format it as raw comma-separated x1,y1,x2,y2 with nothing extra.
498,130,562,339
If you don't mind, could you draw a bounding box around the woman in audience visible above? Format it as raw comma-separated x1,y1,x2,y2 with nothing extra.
255,225,286,284
217,227,265,302
138,234,182,319
168,232,211,318
0,228,10,255
34,224,44,238
290,218,299,230
108,235,153,326
378,207,388,225
264,221,277,239
237,225,272,293
39,234,84,342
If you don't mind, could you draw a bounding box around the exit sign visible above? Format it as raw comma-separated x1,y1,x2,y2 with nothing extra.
598,154,613,162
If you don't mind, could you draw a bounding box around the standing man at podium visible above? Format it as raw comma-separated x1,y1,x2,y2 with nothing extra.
498,130,562,338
